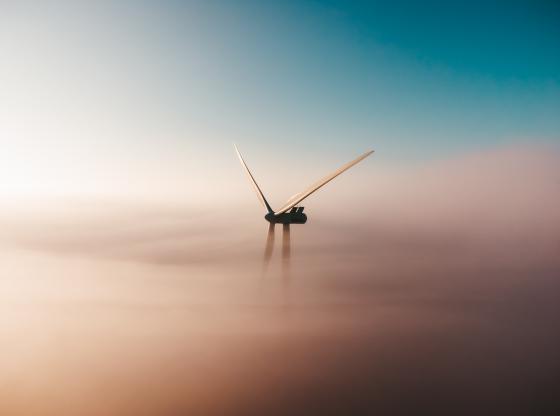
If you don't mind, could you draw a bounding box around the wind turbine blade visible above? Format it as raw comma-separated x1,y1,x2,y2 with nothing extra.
274,149,374,215
263,222,275,270
282,224,291,265
234,144,273,213
282,223,291,287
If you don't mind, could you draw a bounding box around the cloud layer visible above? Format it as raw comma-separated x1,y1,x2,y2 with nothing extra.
1,145,559,415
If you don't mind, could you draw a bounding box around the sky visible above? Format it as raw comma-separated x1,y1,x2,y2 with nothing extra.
1,0,559,200
1,2,560,415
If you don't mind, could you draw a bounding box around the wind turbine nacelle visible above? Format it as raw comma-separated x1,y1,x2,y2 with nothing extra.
265,208,307,224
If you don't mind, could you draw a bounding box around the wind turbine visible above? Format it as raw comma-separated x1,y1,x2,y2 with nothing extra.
234,145,374,271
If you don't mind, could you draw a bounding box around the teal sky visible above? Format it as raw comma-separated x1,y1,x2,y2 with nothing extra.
1,0,559,197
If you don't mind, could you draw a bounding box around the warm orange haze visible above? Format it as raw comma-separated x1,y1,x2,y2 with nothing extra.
1,146,559,415
2,1,560,414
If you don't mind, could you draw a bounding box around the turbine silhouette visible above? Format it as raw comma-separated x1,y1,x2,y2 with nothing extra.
234,144,374,278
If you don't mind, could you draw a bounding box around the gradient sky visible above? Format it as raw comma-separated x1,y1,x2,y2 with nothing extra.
2,3,560,414
1,0,559,199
